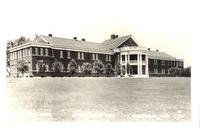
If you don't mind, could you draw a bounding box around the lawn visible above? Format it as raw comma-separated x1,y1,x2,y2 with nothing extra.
6,77,191,122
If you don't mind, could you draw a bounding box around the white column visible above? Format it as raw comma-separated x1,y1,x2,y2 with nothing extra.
125,53,128,76
145,54,149,75
140,54,142,75
120,53,122,65
127,54,130,75
137,54,140,75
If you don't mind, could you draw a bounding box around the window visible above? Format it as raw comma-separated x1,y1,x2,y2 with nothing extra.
161,60,165,65
108,55,111,62
40,48,43,55
154,68,158,74
92,53,98,60
161,69,165,74
81,52,84,60
22,49,24,57
172,61,175,67
95,54,98,60
60,50,63,58
154,59,157,65
142,55,146,61
130,54,137,60
179,61,182,67
92,53,95,60
106,55,108,61
67,51,71,59
46,64,49,71
78,52,80,59
168,61,172,66
45,48,48,56
122,55,125,61
35,48,38,55
36,64,39,71
78,52,84,60
19,50,22,58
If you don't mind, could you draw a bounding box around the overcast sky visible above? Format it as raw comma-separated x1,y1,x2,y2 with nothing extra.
0,0,193,67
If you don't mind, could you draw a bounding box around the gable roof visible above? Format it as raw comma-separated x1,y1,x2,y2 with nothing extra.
39,35,114,54
102,35,134,49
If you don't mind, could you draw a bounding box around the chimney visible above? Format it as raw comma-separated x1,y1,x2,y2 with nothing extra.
111,34,116,39
156,50,159,52
148,48,151,50
48,34,52,37
81,38,86,41
73,37,77,40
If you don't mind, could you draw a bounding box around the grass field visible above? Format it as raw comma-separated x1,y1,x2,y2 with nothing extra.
6,77,191,122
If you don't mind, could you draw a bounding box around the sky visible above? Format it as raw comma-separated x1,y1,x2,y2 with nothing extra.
0,0,194,67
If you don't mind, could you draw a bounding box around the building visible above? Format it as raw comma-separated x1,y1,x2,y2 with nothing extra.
8,34,184,77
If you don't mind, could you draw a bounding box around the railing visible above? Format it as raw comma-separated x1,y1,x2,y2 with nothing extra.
130,60,137,64
122,60,147,64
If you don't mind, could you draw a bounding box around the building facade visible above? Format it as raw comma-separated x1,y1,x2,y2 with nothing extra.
8,34,184,77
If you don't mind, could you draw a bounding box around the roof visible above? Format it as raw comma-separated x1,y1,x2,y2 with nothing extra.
36,35,177,60
145,50,176,60
40,35,113,54
102,35,133,49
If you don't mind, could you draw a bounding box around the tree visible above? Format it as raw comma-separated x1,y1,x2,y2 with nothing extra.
17,60,28,77
6,40,12,77
105,63,113,77
67,59,78,76
185,66,191,77
52,59,64,76
92,60,104,76
114,62,121,76
81,62,92,76
168,67,182,76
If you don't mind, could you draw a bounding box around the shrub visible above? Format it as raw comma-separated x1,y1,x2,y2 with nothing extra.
17,60,28,77
67,59,78,76
52,59,64,76
81,62,92,76
92,60,104,76
105,63,113,77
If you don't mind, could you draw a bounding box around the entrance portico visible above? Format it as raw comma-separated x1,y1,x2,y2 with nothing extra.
118,46,149,77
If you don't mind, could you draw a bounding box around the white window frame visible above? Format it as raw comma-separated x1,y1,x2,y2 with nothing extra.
40,48,43,56
154,68,158,74
109,55,111,62
106,55,108,61
67,51,71,59
92,53,95,60
46,64,49,71
34,48,38,55
45,48,48,56
81,52,84,60
78,52,80,59
95,54,98,60
161,69,165,74
60,50,63,58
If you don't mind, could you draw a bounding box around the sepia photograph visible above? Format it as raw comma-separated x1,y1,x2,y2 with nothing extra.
0,0,197,128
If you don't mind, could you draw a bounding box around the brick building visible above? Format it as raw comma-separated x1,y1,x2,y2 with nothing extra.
8,34,184,77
